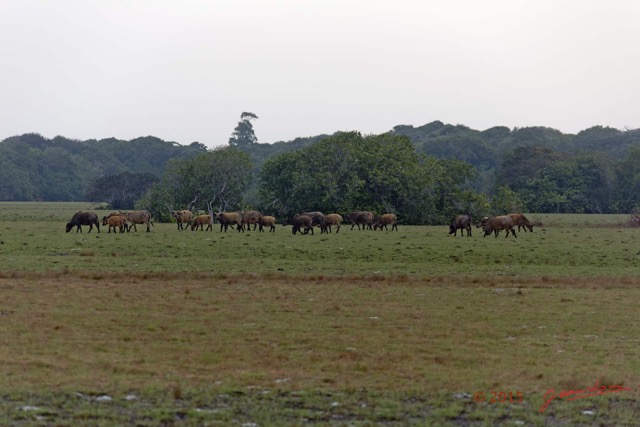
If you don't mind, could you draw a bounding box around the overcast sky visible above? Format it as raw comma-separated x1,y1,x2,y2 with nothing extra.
1,1,638,148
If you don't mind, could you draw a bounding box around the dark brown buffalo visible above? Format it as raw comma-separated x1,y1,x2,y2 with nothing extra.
346,211,375,230
449,215,472,237
190,214,213,231
300,211,327,233
242,210,262,231
258,215,277,232
283,215,313,235
374,213,398,231
102,215,127,233
122,210,154,232
172,210,193,230
324,213,343,233
479,215,517,238
215,212,244,232
65,211,100,233
509,213,533,232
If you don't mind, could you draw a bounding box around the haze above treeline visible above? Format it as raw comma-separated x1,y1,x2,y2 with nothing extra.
2,120,640,220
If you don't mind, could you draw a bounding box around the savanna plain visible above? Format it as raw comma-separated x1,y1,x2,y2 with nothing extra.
0,202,638,426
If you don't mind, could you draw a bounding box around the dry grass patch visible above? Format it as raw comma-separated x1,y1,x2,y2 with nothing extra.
1,271,638,425
0,272,637,400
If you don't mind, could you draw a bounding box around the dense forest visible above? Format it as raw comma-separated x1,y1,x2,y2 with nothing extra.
0,133,207,202
2,120,640,223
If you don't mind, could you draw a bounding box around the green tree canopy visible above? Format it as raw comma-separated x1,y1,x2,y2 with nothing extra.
613,146,640,212
138,147,253,221
259,131,474,224
86,172,158,210
496,145,563,191
0,133,206,202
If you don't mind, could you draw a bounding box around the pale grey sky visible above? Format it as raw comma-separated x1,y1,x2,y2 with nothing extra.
1,1,638,148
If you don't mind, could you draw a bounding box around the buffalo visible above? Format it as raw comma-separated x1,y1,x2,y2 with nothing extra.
104,211,130,232
122,210,154,232
283,215,313,235
172,210,193,230
215,212,244,232
191,214,213,231
509,213,533,232
479,216,517,238
300,211,328,233
65,211,100,233
374,213,398,231
346,211,375,230
242,210,262,231
258,215,277,232
102,214,127,233
449,215,472,237
324,213,343,233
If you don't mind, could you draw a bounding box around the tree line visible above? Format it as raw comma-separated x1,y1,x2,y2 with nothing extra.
0,133,206,202
2,120,640,222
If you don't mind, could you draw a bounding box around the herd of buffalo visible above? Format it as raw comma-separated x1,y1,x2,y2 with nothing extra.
169,210,397,234
65,210,154,234
449,213,534,238
64,209,533,237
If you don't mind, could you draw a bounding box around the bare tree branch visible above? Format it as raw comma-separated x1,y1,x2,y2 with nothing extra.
187,192,200,211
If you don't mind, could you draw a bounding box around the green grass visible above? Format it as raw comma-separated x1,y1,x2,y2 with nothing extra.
1,216,640,276
533,213,630,227
0,201,100,222
0,203,638,425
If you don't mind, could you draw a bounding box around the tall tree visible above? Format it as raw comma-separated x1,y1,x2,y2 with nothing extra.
191,147,253,212
229,112,259,147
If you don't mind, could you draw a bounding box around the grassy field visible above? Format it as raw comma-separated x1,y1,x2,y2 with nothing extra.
0,203,638,426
